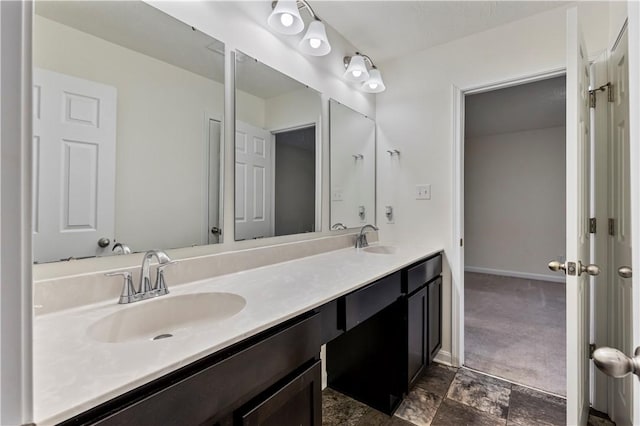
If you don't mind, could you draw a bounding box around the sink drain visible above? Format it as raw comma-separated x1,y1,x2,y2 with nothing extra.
152,333,173,341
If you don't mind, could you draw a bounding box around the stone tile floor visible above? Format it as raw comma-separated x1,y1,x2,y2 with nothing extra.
322,364,615,426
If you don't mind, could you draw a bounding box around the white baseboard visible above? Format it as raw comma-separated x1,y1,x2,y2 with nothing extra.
464,266,565,283
434,350,453,366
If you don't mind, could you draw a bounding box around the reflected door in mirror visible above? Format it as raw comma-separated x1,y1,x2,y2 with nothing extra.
33,69,116,263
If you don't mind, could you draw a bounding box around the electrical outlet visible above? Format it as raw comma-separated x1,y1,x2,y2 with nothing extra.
415,184,431,200
332,189,343,201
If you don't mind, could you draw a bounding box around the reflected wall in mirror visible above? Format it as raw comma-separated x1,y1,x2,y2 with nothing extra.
329,100,376,229
234,51,321,241
32,1,225,263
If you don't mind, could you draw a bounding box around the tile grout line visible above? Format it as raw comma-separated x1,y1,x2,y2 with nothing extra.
461,365,566,400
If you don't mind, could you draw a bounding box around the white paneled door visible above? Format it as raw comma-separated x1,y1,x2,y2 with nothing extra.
565,8,592,425
33,68,116,263
608,24,633,426
235,121,273,241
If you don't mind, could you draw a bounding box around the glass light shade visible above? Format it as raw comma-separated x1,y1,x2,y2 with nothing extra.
344,54,369,82
267,0,304,35
299,20,331,56
361,68,386,93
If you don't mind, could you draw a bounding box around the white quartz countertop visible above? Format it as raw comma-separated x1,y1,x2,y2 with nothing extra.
33,243,441,425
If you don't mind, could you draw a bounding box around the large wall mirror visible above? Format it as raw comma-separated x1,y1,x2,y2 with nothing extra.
234,51,321,241
329,100,376,229
32,1,225,263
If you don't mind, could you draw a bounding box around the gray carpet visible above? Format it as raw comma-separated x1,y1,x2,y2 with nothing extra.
464,272,566,396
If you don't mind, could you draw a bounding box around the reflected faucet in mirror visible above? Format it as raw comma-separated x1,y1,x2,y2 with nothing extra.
112,243,131,255
105,249,175,304
355,224,378,249
331,223,347,230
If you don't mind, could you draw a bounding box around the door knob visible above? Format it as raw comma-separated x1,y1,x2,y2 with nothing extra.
211,227,222,235
579,261,600,276
97,237,111,248
618,266,632,279
593,346,640,378
548,260,567,272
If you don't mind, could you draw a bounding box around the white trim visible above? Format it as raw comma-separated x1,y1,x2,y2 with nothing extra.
0,1,33,423
464,266,566,284
433,350,453,367
626,2,640,424
451,67,567,372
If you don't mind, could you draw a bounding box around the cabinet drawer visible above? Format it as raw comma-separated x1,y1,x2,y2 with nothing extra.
317,299,343,344
91,314,321,426
343,271,401,331
404,254,442,294
239,361,322,426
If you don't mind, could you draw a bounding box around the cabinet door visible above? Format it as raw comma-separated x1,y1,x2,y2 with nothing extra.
427,277,442,360
239,361,322,426
407,287,427,388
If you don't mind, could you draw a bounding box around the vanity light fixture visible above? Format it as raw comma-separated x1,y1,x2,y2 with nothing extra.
268,0,332,56
344,53,386,92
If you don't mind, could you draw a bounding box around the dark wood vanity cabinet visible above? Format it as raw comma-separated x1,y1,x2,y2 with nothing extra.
64,314,321,426
403,255,442,391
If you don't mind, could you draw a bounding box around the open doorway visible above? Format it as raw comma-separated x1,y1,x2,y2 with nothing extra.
463,76,567,396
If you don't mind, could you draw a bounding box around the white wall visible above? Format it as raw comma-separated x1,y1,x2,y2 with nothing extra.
376,2,610,358
465,127,566,280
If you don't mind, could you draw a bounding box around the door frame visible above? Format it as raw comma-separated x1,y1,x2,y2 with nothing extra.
627,1,640,424
450,67,566,369
202,111,224,245
269,121,322,235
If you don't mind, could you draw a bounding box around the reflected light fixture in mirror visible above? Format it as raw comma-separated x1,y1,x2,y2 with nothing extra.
344,52,386,93
268,0,331,56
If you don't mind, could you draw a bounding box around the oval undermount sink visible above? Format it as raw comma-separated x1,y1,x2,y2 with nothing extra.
88,292,246,343
363,245,397,255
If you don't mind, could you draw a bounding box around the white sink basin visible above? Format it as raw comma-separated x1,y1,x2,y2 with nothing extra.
363,245,397,255
88,292,246,343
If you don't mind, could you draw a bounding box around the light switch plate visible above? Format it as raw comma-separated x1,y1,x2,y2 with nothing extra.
415,184,431,200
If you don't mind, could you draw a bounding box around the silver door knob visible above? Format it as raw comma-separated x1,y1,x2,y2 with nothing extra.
548,261,567,272
593,346,640,378
97,237,111,248
618,266,632,278
579,261,600,276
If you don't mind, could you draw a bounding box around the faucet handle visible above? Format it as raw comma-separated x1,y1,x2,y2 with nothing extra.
155,261,176,296
105,271,137,304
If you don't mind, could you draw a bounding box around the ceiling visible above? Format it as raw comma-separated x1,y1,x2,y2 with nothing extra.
35,1,225,84
313,1,569,63
465,76,566,138
236,52,310,100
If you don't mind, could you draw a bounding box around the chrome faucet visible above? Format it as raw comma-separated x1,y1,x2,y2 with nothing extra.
355,224,378,249
105,249,175,304
331,223,347,230
139,250,173,298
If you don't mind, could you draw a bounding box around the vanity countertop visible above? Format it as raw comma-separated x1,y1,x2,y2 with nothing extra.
33,242,442,425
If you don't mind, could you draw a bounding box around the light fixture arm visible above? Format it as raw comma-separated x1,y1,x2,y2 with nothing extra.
272,0,319,21
343,52,377,70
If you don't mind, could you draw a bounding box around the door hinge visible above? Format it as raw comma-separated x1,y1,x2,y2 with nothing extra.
588,82,613,108
460,238,464,247
589,343,596,359
608,218,615,236
589,218,597,234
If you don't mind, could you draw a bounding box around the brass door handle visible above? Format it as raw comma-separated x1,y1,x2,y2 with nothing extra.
579,262,600,276
548,261,567,273
618,266,632,278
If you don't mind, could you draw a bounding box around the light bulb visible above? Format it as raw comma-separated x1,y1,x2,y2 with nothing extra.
280,13,293,27
352,70,362,78
309,38,321,49
369,83,378,89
